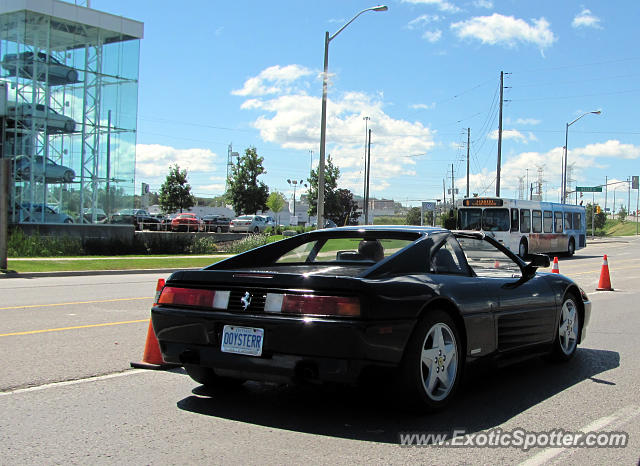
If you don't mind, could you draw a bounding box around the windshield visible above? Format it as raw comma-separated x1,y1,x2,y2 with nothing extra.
458,208,509,232
458,208,481,230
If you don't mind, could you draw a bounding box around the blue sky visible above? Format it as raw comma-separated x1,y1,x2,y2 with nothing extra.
94,0,640,212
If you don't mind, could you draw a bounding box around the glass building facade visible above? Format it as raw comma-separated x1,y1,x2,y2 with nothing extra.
0,1,142,224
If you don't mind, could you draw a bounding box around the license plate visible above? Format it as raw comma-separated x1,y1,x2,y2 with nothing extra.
221,325,264,357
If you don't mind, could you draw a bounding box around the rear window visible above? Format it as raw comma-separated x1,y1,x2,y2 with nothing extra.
275,237,414,264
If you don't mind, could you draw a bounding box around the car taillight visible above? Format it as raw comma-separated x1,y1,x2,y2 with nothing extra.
265,293,360,317
157,287,230,309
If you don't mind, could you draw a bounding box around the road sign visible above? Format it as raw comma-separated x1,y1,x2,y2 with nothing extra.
421,202,435,211
576,186,602,193
633,176,639,190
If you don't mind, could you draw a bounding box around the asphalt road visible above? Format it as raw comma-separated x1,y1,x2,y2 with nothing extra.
1,238,639,464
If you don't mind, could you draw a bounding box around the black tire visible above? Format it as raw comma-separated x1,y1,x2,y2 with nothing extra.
253,226,260,234
184,364,245,388
397,310,463,412
64,218,73,224
567,238,575,257
547,294,580,362
518,239,528,259
216,226,222,233
63,170,74,182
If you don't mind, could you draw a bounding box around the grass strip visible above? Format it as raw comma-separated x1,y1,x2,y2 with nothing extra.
6,256,226,273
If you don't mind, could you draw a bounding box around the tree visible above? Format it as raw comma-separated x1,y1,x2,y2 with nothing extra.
617,206,627,222
306,155,339,218
333,188,360,226
158,164,195,214
227,147,269,215
266,191,286,225
305,155,359,224
586,203,606,232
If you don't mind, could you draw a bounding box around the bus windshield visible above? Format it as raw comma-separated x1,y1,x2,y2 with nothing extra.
482,208,510,231
458,208,509,231
458,208,481,230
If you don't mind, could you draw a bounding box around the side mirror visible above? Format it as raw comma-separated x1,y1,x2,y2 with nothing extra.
529,254,550,268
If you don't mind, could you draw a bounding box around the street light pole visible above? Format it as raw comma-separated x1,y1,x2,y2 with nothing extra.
562,110,601,203
287,179,304,217
317,5,388,230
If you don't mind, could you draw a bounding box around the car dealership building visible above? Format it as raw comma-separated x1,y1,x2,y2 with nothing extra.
0,0,142,227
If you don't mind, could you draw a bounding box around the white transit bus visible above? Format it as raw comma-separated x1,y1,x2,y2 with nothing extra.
456,197,587,257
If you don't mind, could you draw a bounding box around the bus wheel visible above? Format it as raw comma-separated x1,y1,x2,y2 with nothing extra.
567,238,575,257
518,239,528,259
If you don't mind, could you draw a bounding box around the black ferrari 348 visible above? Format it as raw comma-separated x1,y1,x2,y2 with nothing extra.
151,226,591,411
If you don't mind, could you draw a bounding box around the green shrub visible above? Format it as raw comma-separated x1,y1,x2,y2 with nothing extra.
189,236,219,254
8,229,82,257
227,234,271,254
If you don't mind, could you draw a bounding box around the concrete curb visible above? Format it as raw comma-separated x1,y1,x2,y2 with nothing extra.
0,267,203,279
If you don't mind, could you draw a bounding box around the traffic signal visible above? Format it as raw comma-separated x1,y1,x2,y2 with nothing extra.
596,205,601,214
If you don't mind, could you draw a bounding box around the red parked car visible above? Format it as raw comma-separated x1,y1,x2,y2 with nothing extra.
171,213,203,232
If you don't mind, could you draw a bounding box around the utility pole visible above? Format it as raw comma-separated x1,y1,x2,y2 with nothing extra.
466,128,470,198
443,179,446,211
365,128,372,224
0,158,9,271
362,116,369,219
496,71,504,197
604,175,608,219
451,163,455,207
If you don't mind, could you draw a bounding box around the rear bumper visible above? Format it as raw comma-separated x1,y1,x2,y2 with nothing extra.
151,306,413,384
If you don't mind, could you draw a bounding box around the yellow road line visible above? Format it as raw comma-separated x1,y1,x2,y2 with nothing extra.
0,296,153,311
0,319,149,337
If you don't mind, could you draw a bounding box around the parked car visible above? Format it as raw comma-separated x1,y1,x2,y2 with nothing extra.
13,155,75,183
109,209,160,231
82,208,107,223
151,226,591,411
159,213,180,231
18,203,74,223
6,103,76,134
1,51,79,85
171,213,203,232
258,215,276,230
202,214,231,233
229,214,268,233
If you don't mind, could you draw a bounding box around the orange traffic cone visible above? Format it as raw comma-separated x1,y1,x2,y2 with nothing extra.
130,279,180,370
596,254,614,291
551,257,560,273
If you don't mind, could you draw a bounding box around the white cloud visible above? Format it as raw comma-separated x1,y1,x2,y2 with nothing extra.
573,140,640,159
235,65,437,194
410,102,436,110
407,14,443,29
232,65,313,97
462,140,640,197
572,9,602,29
511,117,541,126
402,0,461,13
423,29,443,42
136,144,219,177
451,14,556,49
489,129,536,143
473,0,493,8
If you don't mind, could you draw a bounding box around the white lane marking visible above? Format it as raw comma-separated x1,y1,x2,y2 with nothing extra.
0,369,148,396
519,404,640,466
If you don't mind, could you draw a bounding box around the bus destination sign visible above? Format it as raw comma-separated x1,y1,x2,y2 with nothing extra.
462,198,504,207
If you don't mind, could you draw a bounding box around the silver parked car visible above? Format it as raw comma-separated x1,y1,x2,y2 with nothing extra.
1,51,79,85
19,203,74,223
6,103,76,134
14,155,75,183
229,214,268,233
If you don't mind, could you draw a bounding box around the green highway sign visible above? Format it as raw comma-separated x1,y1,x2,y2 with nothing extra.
576,186,602,193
